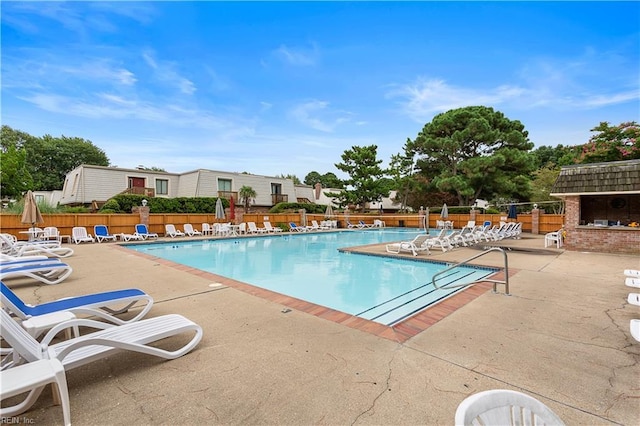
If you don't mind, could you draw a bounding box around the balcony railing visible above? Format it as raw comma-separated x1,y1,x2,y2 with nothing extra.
271,194,288,204
121,187,155,197
217,191,238,200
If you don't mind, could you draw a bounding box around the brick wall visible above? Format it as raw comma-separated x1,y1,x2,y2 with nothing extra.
563,195,640,254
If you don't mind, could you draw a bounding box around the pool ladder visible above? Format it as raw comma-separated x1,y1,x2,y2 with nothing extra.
432,247,510,295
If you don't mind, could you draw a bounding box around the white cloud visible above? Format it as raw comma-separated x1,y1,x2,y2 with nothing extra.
273,44,318,66
141,50,196,95
387,79,527,121
290,100,351,132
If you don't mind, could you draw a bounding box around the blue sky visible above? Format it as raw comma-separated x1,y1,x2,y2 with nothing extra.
2,1,639,181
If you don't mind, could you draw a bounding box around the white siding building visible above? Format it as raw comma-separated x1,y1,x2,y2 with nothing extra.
58,164,297,208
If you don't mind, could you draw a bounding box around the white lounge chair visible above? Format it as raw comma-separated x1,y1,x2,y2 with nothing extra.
248,222,267,234
1,281,154,330
626,277,640,289
0,259,73,285
134,224,158,240
454,389,565,426
0,233,74,258
451,226,477,247
71,227,95,244
0,354,71,425
0,308,202,417
94,225,117,243
165,224,185,238
183,224,202,237
624,269,640,278
264,222,283,233
386,234,432,256
628,293,640,307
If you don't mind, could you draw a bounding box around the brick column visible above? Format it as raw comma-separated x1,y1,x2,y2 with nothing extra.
531,207,540,235
138,206,150,226
469,209,477,224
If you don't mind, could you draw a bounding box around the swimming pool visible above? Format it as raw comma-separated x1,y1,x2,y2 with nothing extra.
126,229,496,325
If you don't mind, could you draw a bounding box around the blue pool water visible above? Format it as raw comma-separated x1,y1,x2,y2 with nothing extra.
126,229,495,325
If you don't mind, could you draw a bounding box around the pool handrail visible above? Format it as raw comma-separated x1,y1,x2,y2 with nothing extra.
431,247,510,295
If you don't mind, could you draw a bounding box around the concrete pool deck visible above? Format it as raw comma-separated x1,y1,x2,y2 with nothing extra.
4,231,640,425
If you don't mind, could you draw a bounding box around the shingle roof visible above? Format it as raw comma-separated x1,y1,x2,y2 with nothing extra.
550,159,640,195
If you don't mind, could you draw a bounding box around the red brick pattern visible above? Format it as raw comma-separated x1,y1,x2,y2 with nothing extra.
563,195,640,254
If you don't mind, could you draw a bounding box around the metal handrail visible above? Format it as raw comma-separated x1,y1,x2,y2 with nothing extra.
431,247,510,295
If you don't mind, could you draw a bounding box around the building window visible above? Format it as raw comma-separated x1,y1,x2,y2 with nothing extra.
218,179,232,192
155,179,169,195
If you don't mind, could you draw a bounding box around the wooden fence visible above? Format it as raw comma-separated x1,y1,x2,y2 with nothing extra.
0,211,565,241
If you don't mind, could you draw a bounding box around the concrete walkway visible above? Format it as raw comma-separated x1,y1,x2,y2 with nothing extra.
4,232,640,425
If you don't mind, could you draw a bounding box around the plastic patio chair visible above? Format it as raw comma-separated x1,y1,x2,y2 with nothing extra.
454,389,565,426
0,353,71,425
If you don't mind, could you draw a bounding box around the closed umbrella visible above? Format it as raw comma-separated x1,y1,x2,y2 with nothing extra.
215,198,225,220
325,204,334,218
440,203,448,219
508,204,518,220
21,190,44,228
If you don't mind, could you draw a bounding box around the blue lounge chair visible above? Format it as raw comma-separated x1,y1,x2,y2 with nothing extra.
94,225,117,243
134,224,158,240
1,281,153,327
289,222,308,232
0,259,73,285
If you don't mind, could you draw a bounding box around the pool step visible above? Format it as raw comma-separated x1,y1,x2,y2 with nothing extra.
357,269,493,326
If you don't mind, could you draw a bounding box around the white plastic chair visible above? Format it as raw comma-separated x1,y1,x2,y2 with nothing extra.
0,353,71,425
72,226,95,244
625,269,640,278
626,277,640,289
0,308,202,416
42,226,61,243
544,230,563,248
631,319,640,342
201,223,213,236
455,389,565,426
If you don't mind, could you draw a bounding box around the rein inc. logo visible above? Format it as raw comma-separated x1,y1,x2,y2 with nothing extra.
1,417,35,424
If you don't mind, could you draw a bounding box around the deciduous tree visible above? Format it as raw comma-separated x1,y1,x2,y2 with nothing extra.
1,125,110,191
577,121,640,164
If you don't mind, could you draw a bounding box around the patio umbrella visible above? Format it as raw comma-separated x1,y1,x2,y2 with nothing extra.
215,198,225,220
325,204,334,218
440,203,448,219
508,204,518,220
21,190,44,228
229,196,235,220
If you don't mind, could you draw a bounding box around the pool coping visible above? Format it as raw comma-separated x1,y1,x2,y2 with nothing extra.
115,239,514,343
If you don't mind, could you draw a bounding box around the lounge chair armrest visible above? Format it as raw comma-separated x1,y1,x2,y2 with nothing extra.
41,318,117,345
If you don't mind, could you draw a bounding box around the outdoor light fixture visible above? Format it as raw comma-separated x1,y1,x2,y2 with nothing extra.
142,199,148,206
